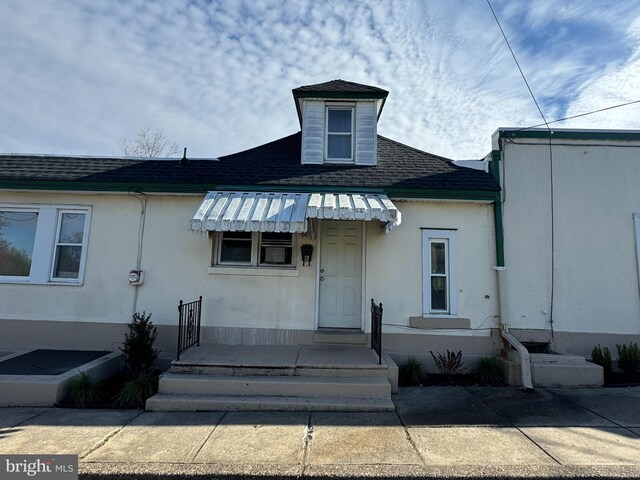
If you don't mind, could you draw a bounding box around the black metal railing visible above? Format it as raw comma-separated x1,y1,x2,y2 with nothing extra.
176,296,202,360
370,298,383,364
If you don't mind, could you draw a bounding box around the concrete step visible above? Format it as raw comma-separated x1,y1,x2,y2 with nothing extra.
507,351,587,365
532,363,603,387
158,373,391,398
500,357,603,387
146,393,395,412
313,330,367,345
170,364,389,378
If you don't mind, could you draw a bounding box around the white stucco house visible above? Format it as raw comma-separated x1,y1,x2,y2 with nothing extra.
3,80,638,398
489,128,640,359
0,80,503,367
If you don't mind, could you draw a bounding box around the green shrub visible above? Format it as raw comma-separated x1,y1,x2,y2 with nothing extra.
120,311,159,376
430,350,464,376
616,343,640,374
66,373,102,408
471,356,504,384
591,345,613,378
399,356,427,386
113,371,158,408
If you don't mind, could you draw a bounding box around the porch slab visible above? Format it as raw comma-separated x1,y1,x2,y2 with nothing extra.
296,345,383,368
176,345,300,368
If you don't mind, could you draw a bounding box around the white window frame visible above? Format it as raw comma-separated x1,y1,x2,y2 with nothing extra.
215,231,296,268
0,204,92,285
50,209,92,283
325,105,355,163
422,229,457,317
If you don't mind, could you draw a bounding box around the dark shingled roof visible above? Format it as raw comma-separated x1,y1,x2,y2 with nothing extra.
293,79,388,97
0,133,499,193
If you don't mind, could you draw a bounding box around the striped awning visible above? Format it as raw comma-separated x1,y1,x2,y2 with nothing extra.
190,191,401,233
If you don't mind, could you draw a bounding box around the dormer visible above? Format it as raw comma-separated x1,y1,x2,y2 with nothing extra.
293,79,388,166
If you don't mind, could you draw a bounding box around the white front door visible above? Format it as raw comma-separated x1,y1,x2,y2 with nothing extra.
318,221,362,329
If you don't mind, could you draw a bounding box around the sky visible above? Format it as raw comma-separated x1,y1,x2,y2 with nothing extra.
1,0,640,161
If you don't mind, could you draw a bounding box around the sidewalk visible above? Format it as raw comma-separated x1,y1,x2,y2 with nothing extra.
1,387,639,479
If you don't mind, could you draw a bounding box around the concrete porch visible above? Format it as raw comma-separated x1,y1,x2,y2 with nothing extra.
147,344,398,412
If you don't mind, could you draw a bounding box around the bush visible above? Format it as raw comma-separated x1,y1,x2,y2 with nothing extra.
591,345,613,378
430,350,464,377
471,356,504,384
66,373,102,408
616,343,640,374
120,311,159,376
399,356,427,386
113,371,158,408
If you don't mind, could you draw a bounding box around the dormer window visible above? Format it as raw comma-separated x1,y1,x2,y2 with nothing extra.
326,106,354,162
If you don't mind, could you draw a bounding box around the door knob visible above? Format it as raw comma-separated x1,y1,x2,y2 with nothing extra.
320,277,325,281
320,269,325,273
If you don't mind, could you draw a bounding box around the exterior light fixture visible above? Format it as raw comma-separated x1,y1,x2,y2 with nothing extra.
300,244,313,266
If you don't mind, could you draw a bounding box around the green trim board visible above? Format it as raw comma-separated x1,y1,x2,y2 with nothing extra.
497,128,640,142
0,179,499,201
487,150,505,267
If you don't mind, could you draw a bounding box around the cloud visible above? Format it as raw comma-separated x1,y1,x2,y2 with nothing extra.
1,0,640,160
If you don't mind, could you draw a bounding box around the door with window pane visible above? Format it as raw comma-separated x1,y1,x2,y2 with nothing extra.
429,239,449,312
422,229,457,316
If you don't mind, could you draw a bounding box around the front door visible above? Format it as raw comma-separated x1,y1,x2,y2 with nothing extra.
318,221,362,329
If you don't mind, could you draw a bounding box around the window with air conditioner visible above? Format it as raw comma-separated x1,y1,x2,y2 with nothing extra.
215,231,295,267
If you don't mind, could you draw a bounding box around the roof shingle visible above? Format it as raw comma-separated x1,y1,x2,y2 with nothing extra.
0,133,499,193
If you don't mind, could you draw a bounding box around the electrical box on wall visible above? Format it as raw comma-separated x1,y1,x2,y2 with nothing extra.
128,269,144,286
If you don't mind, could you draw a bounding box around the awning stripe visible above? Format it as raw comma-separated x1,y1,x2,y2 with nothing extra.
190,191,401,233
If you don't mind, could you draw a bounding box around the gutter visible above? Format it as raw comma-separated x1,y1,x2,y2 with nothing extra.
490,149,534,391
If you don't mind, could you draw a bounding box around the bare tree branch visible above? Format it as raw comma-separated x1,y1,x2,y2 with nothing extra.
118,126,180,158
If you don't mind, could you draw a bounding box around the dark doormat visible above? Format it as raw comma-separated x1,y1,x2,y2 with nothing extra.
0,349,110,375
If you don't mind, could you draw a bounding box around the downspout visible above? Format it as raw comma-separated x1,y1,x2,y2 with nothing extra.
130,192,147,315
490,148,534,391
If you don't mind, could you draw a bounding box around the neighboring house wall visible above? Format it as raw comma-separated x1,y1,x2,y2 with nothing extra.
0,191,499,358
496,134,640,356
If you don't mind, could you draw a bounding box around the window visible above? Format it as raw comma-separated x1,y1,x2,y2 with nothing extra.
422,229,457,316
51,211,88,280
326,106,353,162
0,205,91,284
216,231,294,267
0,210,38,277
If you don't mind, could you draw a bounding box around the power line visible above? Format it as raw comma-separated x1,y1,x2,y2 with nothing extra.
522,99,640,130
486,0,549,130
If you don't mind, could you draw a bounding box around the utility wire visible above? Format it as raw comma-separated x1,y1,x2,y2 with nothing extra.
487,0,557,342
521,98,640,131
486,0,549,129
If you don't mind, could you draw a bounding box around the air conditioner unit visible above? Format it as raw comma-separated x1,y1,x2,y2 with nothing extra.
264,246,286,263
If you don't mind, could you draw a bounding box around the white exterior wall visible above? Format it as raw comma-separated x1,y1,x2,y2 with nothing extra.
499,138,640,336
366,201,498,335
0,191,498,352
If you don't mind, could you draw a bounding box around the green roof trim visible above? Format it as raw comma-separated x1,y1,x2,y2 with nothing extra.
0,179,499,201
498,129,640,141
